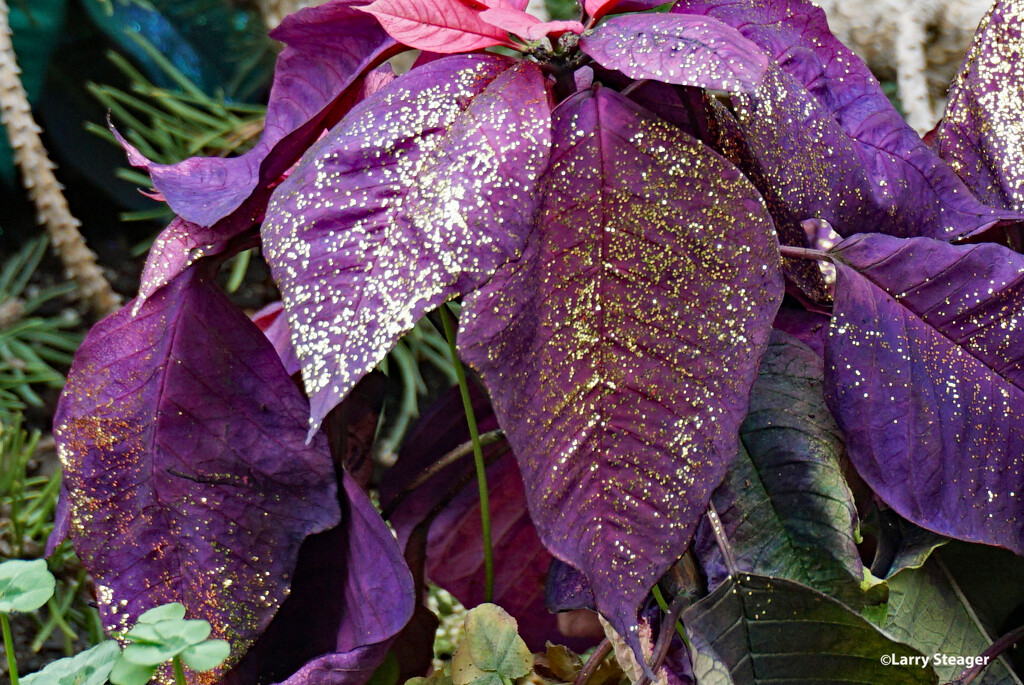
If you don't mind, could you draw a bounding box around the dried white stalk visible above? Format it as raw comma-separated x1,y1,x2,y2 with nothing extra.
815,0,991,133
0,0,119,315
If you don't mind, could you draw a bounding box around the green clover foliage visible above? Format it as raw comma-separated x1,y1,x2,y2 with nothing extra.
109,602,230,685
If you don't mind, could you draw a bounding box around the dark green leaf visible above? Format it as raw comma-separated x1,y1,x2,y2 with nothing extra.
697,331,878,607
884,560,1021,684
683,573,937,684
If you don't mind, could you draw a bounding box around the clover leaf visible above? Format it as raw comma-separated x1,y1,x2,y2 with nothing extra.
0,559,56,613
21,640,120,685
110,602,230,685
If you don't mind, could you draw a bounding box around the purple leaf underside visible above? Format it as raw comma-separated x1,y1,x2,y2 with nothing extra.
579,13,768,92
459,87,783,652
826,233,1024,554
53,264,341,680
672,0,1018,240
262,54,552,433
938,0,1024,213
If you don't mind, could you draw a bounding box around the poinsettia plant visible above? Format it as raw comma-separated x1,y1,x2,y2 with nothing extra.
46,0,1024,682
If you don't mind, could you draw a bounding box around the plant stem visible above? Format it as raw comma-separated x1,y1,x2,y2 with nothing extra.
954,622,1024,684
574,639,612,685
779,245,830,261
2,612,19,685
440,303,494,602
173,655,187,685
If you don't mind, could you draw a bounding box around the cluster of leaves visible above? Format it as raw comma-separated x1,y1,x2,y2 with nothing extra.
0,558,229,684
44,0,1024,683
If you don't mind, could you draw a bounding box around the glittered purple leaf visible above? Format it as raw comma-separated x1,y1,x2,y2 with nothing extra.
938,0,1024,213
826,233,1024,554
459,87,783,651
580,14,768,92
673,0,1018,240
262,54,552,433
53,264,341,680
223,472,414,685
121,1,398,229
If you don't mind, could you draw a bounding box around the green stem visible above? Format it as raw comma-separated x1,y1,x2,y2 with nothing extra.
651,585,687,643
2,612,19,685
440,303,494,602
173,655,187,685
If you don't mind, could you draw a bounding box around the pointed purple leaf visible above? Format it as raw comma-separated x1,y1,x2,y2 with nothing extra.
122,1,398,229
580,14,768,92
938,0,1024,213
826,233,1024,554
262,55,552,433
224,471,414,684
459,87,783,652
673,0,1020,240
53,264,341,678
424,452,596,652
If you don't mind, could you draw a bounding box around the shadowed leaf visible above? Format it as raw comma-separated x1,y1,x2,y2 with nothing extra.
53,264,341,681
884,558,1022,685
460,86,782,655
694,331,872,607
683,573,937,684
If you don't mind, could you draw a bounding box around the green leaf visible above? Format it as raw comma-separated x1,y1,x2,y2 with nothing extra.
704,332,878,607
20,640,120,685
109,655,158,685
136,602,186,623
452,604,532,683
0,558,56,613
180,638,230,672
366,651,400,685
683,573,938,684
120,641,181,667
884,559,1021,685
156,616,211,645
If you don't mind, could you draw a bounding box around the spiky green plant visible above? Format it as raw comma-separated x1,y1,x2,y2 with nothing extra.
0,238,82,423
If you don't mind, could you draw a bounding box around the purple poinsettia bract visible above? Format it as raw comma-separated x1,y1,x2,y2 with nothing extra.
826,234,1024,554
56,0,1024,679
460,86,783,649
53,264,342,681
262,53,552,433
674,0,1021,240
